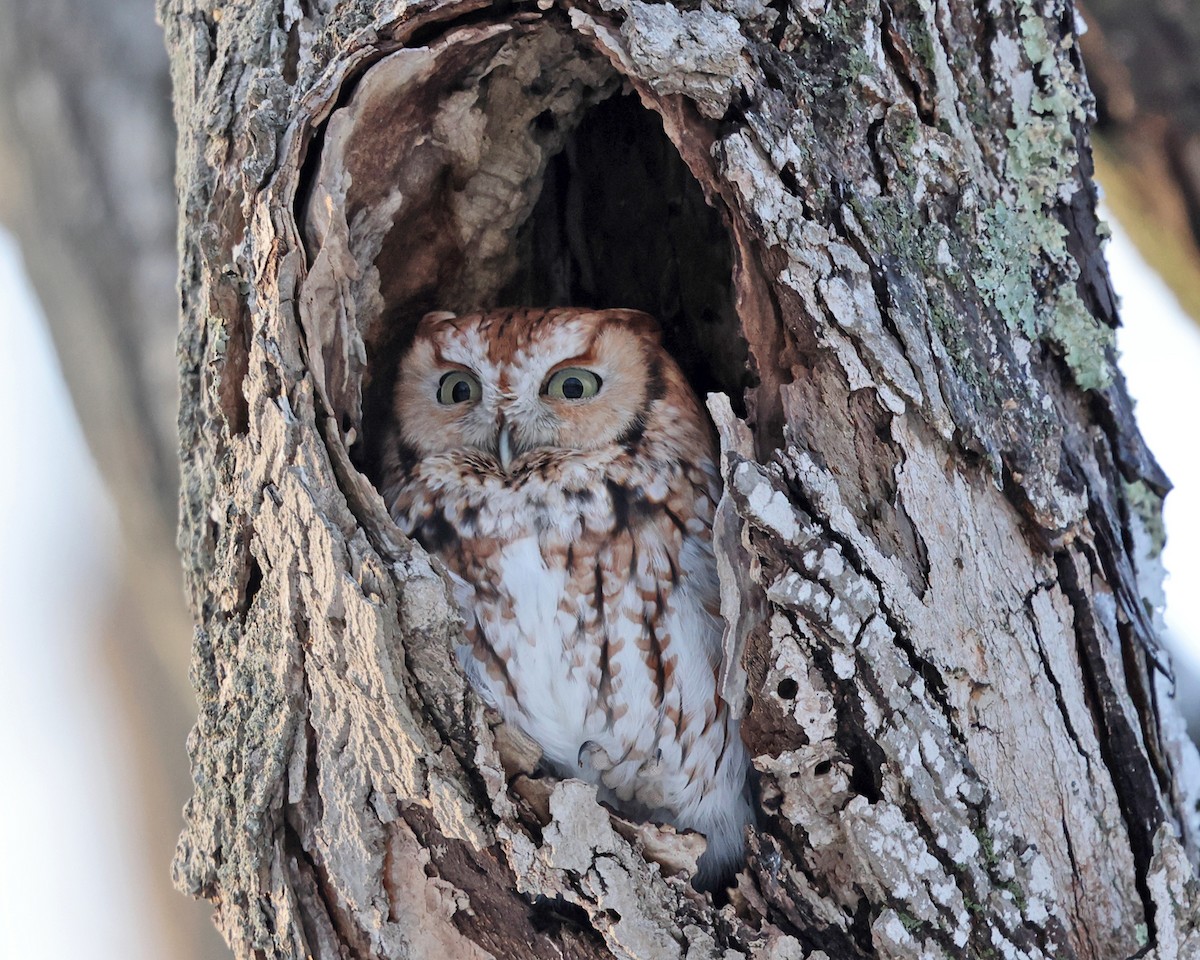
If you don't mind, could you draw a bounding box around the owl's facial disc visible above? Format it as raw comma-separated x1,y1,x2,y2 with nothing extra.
412,356,632,469
394,310,658,470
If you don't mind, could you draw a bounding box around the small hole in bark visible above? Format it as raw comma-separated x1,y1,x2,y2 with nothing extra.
239,556,262,623
247,557,262,595
762,61,785,92
210,260,250,436
779,163,803,198
814,759,832,775
529,895,596,937
767,0,789,47
776,678,799,699
282,21,300,86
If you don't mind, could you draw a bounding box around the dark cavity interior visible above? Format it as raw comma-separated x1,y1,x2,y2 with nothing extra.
497,94,749,410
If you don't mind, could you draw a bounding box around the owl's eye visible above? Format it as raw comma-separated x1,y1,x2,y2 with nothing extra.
437,371,482,405
544,368,602,400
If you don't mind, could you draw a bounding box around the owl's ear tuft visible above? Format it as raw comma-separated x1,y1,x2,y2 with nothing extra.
602,309,664,344
418,311,459,335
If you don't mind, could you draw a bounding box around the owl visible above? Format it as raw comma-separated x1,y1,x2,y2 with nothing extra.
382,307,754,886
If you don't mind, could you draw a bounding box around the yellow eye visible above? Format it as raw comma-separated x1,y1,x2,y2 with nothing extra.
437,371,482,405
544,368,602,400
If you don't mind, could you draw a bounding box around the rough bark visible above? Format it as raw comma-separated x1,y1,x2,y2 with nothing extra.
163,1,1200,959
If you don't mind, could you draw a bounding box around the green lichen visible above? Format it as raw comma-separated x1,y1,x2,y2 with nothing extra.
210,316,230,358
967,827,1032,916
909,25,938,78
839,44,876,85
1019,11,1054,65
884,111,923,195
849,183,1016,417
978,2,1115,390
898,910,922,933
816,1,864,41
812,3,877,91
1124,480,1167,556
975,826,999,865
976,201,1040,338
998,878,1028,914
1052,286,1113,390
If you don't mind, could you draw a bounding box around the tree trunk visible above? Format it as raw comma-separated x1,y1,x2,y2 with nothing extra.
163,1,1200,958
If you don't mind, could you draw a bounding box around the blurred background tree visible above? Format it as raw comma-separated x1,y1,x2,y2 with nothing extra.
0,0,222,956
1079,0,1200,321
0,0,1196,955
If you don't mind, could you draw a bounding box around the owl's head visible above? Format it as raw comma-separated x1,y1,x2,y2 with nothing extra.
392,307,693,470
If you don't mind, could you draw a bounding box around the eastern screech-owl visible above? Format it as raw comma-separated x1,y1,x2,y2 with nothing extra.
383,307,754,885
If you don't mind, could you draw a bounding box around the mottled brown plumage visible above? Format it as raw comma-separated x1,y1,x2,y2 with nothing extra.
383,307,753,884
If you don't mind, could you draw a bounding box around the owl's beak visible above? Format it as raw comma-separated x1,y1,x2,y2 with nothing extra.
496,418,514,473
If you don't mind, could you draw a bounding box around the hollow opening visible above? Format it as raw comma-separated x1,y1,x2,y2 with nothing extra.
496,93,749,408
359,90,752,478
295,14,755,482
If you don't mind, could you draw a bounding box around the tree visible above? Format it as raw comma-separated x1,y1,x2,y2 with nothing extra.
0,1,223,955
166,0,1200,956
1077,0,1200,325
